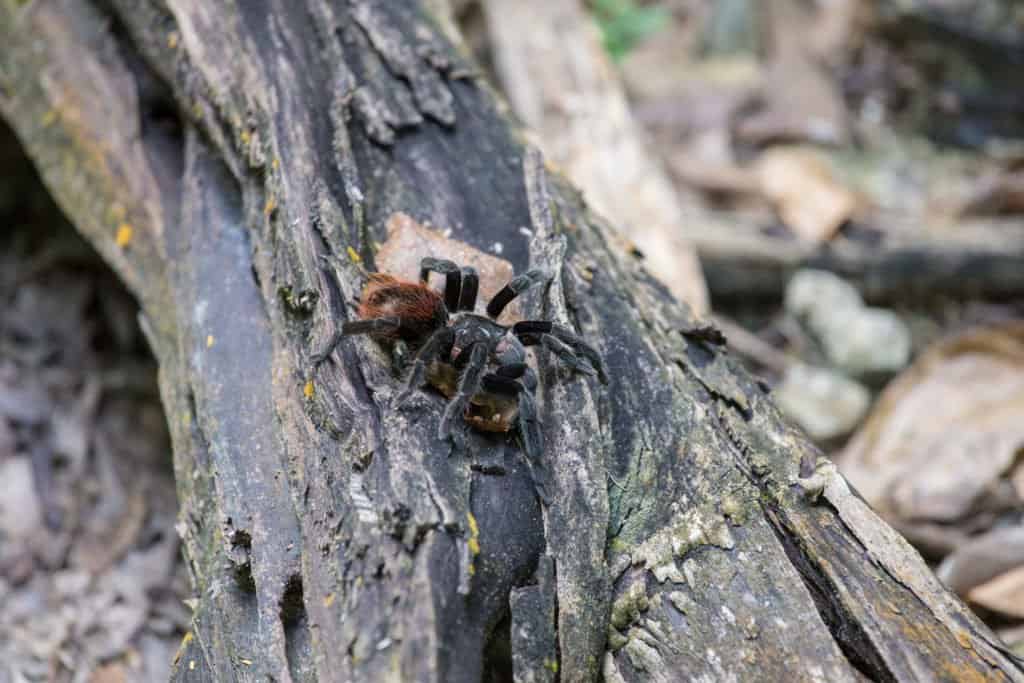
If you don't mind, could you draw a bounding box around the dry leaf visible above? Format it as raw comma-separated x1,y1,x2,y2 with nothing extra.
936,526,1024,596
840,322,1024,523
755,147,860,243
969,566,1024,619
378,213,516,320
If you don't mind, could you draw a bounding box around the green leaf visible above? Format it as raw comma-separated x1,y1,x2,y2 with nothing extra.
591,0,669,61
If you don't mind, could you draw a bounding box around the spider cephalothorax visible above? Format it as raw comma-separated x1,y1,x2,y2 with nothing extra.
342,257,607,460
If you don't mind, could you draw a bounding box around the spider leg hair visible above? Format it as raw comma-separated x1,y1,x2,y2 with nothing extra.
541,334,596,377
438,343,488,442
419,257,462,312
513,320,608,383
486,269,549,319
496,362,528,379
395,327,455,406
457,266,479,312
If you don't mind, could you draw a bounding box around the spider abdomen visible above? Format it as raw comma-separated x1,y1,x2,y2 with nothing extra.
357,273,447,341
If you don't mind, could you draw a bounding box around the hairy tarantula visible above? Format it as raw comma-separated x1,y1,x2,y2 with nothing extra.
342,257,607,460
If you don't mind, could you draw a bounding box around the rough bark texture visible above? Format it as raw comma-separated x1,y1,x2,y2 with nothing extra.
1,1,1022,681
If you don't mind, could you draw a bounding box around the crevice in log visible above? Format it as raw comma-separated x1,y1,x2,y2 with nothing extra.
101,5,185,204
284,577,313,682
228,527,256,593
281,572,306,624
766,504,895,683
481,609,513,683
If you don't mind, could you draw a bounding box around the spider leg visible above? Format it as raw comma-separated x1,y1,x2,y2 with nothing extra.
341,317,402,337
496,362,528,378
481,369,543,462
439,343,487,443
313,316,403,365
543,334,598,377
513,320,608,383
486,269,549,319
396,326,455,406
419,257,462,312
457,266,479,312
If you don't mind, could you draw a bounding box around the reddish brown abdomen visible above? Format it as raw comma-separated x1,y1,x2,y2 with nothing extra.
357,274,447,342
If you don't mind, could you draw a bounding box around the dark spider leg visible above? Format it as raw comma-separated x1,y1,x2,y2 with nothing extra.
540,334,597,377
395,326,455,405
481,370,543,462
313,316,403,365
419,257,462,312
341,317,402,337
486,269,549,319
496,362,528,378
513,320,608,383
439,343,487,443
457,266,479,312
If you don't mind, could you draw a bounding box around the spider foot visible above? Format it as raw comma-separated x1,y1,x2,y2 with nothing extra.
513,321,608,383
543,334,598,378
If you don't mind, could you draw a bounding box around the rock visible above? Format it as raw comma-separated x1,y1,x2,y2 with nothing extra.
785,268,862,318
785,269,911,375
774,363,870,440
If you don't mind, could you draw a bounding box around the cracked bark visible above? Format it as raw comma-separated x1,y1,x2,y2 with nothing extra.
0,1,1021,681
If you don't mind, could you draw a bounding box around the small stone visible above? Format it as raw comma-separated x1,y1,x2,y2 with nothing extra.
775,363,870,440
785,269,911,375
785,269,861,319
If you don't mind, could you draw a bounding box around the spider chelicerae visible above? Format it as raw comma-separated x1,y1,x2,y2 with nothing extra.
341,257,607,460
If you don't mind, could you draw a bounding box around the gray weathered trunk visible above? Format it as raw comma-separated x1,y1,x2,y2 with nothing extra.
1,1,1020,681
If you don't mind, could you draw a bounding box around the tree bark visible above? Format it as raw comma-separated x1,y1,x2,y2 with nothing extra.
1,1,1021,681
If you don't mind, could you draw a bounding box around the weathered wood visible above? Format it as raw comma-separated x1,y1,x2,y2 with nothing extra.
1,1,1021,681
691,217,1024,305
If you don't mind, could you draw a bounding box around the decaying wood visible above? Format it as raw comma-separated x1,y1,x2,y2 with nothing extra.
1,1,1021,681
692,215,1024,304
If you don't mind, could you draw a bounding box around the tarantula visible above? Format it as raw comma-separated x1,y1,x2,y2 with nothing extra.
341,257,607,460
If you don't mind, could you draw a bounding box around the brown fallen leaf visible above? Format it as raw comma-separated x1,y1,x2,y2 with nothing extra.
755,147,861,243
936,525,1024,596
839,322,1024,524
969,566,1024,619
